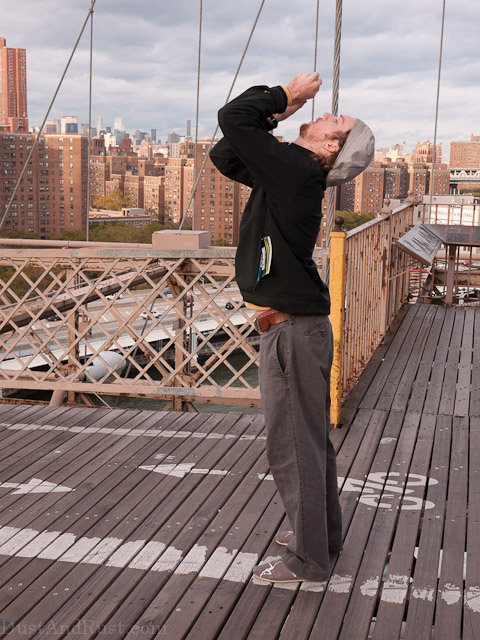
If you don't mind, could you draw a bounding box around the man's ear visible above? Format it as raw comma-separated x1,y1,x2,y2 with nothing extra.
324,141,340,153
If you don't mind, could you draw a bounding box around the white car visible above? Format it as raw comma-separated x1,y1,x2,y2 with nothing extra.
140,310,160,319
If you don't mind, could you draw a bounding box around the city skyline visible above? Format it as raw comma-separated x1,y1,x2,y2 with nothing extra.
1,0,479,156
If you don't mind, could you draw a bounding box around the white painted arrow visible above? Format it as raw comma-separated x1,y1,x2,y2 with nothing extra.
139,463,229,479
0,478,74,495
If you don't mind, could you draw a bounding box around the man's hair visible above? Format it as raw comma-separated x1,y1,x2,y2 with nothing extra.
309,130,350,171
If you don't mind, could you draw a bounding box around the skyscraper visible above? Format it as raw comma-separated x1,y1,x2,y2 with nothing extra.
0,37,28,133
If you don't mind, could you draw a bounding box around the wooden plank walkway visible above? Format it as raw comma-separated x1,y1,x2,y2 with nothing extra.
0,303,478,639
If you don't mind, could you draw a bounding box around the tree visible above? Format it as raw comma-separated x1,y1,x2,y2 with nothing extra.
212,237,233,247
335,210,375,231
92,189,134,211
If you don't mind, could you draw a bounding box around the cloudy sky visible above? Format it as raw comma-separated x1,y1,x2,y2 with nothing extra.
2,0,479,157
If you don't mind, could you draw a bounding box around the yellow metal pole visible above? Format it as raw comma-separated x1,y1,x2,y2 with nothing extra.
329,216,347,427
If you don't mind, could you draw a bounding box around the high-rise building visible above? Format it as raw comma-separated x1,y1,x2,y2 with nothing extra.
97,112,104,135
411,140,442,164
0,37,28,134
60,116,78,134
0,133,88,238
450,135,480,168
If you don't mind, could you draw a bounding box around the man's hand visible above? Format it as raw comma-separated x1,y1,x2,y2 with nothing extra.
286,72,322,104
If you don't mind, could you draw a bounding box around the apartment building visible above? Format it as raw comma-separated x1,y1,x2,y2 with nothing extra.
0,37,28,134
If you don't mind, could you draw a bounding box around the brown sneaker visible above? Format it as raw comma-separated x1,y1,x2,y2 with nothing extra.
275,530,294,546
253,559,304,583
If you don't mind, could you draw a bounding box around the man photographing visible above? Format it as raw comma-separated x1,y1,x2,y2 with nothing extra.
210,72,374,584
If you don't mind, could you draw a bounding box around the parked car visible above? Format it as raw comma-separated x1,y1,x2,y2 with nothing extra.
47,314,61,322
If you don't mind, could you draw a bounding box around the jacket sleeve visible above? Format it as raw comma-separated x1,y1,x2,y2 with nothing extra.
209,136,255,187
214,85,310,201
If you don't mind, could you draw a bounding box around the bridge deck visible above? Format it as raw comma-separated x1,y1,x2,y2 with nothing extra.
0,303,478,639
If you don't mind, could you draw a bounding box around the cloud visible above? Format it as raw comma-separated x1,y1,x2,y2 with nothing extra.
2,0,479,156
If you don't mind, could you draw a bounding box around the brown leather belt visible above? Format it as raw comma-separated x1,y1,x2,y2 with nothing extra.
254,309,297,334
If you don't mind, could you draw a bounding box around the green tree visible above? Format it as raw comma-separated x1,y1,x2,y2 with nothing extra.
92,189,134,211
336,210,375,231
212,237,233,247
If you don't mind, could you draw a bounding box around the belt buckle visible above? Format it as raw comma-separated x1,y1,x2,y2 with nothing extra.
254,317,263,334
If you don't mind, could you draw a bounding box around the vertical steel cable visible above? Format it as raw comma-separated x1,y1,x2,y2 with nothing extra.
184,0,203,231
86,0,94,241
311,0,321,121
324,0,343,284
179,0,266,230
429,0,447,216
0,0,97,231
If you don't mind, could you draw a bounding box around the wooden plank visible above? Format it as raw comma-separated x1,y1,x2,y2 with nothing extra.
44,415,265,638
423,307,456,415
315,412,422,640
455,307,474,417
188,517,292,640
340,305,410,417
370,414,437,639
432,415,468,639
407,306,446,413
403,415,452,640
118,453,278,639
374,305,431,411
295,410,406,640
464,416,480,640
470,310,480,417
390,305,437,412
359,305,422,410
0,410,207,628
438,308,465,416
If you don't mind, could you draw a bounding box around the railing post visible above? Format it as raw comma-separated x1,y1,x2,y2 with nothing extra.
329,215,347,427
380,199,392,336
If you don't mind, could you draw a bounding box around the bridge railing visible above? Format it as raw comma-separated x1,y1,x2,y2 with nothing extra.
0,239,326,410
0,202,414,419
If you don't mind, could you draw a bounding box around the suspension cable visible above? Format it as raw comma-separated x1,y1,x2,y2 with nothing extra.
86,0,95,241
324,0,343,284
0,0,97,233
184,0,203,230
429,0,447,214
311,0,321,121
179,0,266,230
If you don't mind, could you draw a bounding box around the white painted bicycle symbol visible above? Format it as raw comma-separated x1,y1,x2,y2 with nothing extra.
338,472,437,511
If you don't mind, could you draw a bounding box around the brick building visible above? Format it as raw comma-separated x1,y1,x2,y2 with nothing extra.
0,133,88,237
450,135,480,169
0,37,28,134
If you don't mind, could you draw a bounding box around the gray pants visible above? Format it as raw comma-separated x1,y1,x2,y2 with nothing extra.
259,314,342,581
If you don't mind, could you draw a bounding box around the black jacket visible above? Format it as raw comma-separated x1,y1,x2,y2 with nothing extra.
210,84,330,315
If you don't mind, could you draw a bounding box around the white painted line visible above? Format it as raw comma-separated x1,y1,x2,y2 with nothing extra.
412,587,434,602
0,528,38,555
465,586,480,612
224,552,258,583
81,537,123,565
38,533,77,559
128,541,166,570
440,583,462,605
106,540,146,568
151,546,183,572
60,536,101,563
381,574,410,604
1,421,265,444
360,577,380,597
328,574,353,594
200,547,238,579
175,544,208,574
0,526,22,546
15,531,62,558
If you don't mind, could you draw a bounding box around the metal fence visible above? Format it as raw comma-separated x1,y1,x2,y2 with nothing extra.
0,203,414,415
